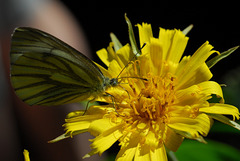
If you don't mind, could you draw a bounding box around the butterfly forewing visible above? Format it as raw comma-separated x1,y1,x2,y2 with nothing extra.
10,27,105,106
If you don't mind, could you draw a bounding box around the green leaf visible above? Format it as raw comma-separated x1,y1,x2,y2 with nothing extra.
110,32,123,52
125,13,141,56
207,46,239,69
175,139,240,161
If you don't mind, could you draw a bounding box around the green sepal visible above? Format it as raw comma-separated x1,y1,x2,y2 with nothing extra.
171,128,207,144
110,32,123,52
125,14,141,56
208,113,240,130
48,129,88,143
182,24,194,35
48,133,71,143
206,46,239,69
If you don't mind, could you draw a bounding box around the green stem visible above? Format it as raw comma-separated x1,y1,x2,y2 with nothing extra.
167,150,179,161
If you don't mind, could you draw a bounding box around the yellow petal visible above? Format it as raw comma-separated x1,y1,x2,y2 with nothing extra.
198,81,224,103
134,143,151,161
168,113,212,138
64,106,107,135
176,81,224,105
158,28,174,61
23,149,30,161
116,44,134,68
164,127,184,152
150,146,167,161
159,28,189,65
94,62,112,78
89,123,123,155
64,115,95,135
116,145,137,161
149,38,163,75
96,48,110,67
97,42,119,67
137,23,153,54
168,105,193,118
144,130,158,149
176,41,216,90
108,59,123,78
116,132,140,161
175,84,205,106
166,29,188,64
200,103,239,120
137,23,153,45
64,121,90,135
176,63,213,90
138,54,151,76
176,55,190,73
88,118,118,136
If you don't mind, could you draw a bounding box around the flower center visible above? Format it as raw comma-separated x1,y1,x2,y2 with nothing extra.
138,74,176,120
118,72,176,125
137,73,176,121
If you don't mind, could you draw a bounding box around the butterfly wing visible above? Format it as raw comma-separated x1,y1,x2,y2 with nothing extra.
10,27,105,106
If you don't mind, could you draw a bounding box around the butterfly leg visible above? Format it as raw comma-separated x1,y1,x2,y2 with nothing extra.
104,92,121,115
82,98,95,115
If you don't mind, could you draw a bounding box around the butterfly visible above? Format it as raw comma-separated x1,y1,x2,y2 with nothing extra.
10,27,128,106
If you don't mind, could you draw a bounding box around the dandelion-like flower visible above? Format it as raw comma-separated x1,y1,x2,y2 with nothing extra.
52,17,240,161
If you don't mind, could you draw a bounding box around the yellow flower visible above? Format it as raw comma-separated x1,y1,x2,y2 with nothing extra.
53,19,240,161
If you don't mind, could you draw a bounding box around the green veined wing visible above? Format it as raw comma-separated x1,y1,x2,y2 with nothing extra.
10,27,111,106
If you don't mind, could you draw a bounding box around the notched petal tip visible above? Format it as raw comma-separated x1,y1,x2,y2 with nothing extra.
23,149,30,161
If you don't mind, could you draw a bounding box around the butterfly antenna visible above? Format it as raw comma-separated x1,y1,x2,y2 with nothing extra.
116,43,146,79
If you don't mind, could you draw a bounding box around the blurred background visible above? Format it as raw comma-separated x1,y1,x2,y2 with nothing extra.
0,0,239,161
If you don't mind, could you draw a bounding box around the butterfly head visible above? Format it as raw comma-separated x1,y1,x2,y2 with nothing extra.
104,77,119,88
110,78,119,86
